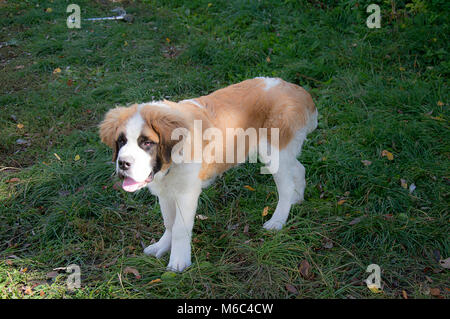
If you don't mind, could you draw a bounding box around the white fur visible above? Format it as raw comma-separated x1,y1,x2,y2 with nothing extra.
181,99,205,109
117,113,153,183
256,77,281,91
144,162,202,271
139,101,170,109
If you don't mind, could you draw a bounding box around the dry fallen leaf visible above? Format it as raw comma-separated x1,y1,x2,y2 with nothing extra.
266,56,271,63
430,288,441,297
381,150,394,161
17,123,24,129
24,286,33,295
402,290,408,299
299,259,312,279
123,266,141,279
400,179,408,189
6,177,20,183
349,217,362,225
244,185,255,191
285,284,298,294
367,284,382,293
437,101,444,106
149,278,162,285
337,199,347,206
262,206,269,217
53,67,61,74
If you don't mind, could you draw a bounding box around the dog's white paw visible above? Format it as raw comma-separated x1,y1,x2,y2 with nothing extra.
167,251,191,272
263,219,284,231
144,241,170,258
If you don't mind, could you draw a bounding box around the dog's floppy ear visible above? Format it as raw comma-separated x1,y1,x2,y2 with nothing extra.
99,105,137,161
141,106,189,164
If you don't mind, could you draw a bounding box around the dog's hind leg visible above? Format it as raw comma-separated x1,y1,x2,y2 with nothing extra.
260,129,307,230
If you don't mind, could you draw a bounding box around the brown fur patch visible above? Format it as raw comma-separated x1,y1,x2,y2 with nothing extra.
139,106,190,164
99,104,138,161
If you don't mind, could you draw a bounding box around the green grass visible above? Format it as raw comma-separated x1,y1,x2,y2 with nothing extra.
0,0,449,299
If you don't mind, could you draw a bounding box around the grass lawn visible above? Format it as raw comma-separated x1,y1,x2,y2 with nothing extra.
0,0,448,299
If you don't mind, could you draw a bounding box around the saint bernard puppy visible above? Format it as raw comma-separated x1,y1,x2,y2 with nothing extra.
99,77,318,272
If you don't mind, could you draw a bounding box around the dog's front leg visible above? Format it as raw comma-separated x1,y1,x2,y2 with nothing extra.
167,187,201,272
144,195,175,258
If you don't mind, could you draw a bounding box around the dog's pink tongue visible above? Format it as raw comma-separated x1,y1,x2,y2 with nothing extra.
122,177,143,192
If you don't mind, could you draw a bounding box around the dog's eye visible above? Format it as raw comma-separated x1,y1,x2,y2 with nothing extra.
143,140,154,147
117,134,127,147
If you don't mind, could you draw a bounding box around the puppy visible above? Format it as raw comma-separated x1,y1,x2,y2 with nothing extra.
99,77,317,271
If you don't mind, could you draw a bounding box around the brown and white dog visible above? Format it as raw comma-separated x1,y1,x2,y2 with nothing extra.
99,77,317,271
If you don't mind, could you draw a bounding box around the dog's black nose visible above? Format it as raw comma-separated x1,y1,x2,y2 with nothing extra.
118,157,133,170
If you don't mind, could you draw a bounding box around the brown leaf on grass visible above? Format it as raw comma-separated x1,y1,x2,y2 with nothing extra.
6,177,20,183
23,286,33,295
299,259,312,279
262,206,270,217
337,199,347,206
244,185,255,191
349,217,363,225
123,266,141,279
402,290,408,299
149,278,162,285
285,284,298,294
381,150,394,160
430,288,441,297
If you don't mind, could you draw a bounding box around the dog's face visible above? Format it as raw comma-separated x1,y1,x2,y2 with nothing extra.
99,103,187,192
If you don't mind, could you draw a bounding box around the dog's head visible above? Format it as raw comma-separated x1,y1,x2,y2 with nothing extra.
99,103,188,192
